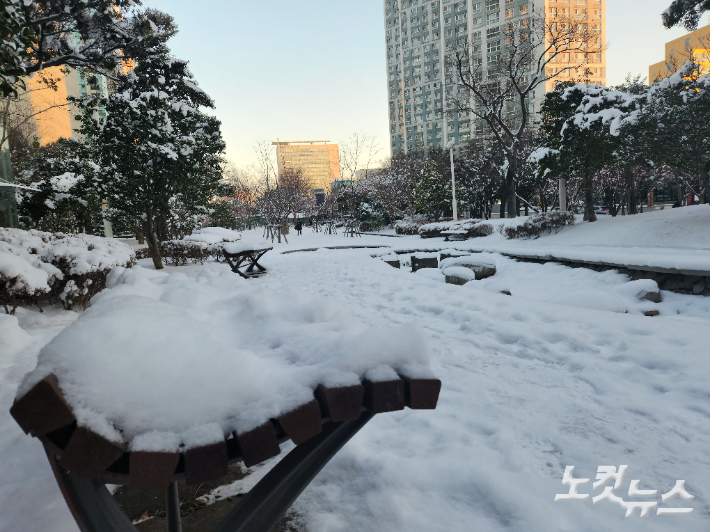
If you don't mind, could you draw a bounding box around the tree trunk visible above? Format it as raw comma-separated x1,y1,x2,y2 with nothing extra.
701,164,709,204
499,197,506,219
506,161,517,219
144,212,164,269
624,164,638,214
156,214,169,242
583,169,597,222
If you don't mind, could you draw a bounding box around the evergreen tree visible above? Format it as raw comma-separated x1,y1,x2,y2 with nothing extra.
627,63,710,204
663,0,710,30
75,13,225,268
532,83,640,221
14,138,102,233
414,153,465,222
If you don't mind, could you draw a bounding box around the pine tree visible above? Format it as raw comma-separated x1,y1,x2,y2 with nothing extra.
14,138,102,233
532,83,640,222
414,154,465,222
75,13,225,269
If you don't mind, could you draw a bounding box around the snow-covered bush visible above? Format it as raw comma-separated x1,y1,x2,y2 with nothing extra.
0,229,135,312
395,216,428,235
419,219,493,239
500,211,575,240
469,223,494,238
158,241,214,267
138,228,242,266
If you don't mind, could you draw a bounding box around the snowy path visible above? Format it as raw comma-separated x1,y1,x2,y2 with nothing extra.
258,249,710,531
1,244,709,531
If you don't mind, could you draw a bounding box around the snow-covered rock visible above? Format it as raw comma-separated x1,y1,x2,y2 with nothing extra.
613,279,662,303
443,266,477,286
440,255,497,280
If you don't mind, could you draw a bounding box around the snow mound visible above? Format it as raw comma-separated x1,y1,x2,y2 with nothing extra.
17,264,432,449
548,290,628,313
613,279,661,302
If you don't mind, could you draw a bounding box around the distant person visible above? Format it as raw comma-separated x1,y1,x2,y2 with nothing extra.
295,220,303,235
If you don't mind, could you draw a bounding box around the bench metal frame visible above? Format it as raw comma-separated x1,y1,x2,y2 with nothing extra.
44,409,374,532
222,248,273,279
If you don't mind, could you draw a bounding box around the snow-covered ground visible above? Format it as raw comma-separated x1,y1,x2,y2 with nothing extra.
2,206,709,531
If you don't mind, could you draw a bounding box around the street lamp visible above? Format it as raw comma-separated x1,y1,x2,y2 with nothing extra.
446,139,458,221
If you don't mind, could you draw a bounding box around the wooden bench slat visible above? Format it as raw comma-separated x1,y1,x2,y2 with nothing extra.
314,384,364,422
277,399,322,445
400,376,442,410
235,422,281,468
58,427,126,477
363,378,405,413
184,441,228,485
129,451,181,489
10,374,75,436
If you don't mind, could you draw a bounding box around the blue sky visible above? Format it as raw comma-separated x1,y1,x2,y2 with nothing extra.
145,0,699,167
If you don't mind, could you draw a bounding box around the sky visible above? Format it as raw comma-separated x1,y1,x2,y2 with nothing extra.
145,0,706,168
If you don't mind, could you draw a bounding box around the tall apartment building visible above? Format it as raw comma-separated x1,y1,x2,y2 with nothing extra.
648,24,710,83
10,65,110,146
383,0,606,156
273,140,341,192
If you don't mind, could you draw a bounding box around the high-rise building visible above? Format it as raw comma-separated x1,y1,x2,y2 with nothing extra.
10,66,110,146
383,0,606,156
273,140,341,192
648,24,710,83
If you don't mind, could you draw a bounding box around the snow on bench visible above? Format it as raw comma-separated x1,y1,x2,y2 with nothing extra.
10,265,440,489
222,240,274,278
440,230,468,242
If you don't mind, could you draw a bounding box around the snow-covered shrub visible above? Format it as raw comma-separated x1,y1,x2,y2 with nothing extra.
419,219,492,239
500,211,575,240
395,216,428,235
0,229,135,311
141,228,242,266
134,248,151,260
469,223,494,238
159,240,213,266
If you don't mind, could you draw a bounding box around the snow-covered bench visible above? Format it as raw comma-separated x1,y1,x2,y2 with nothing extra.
221,241,273,278
12,371,440,532
10,267,441,532
440,230,468,242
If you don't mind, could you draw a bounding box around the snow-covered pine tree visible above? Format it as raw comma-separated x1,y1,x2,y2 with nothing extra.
414,154,465,222
628,62,710,205
1,0,146,97
75,13,225,269
531,84,640,222
663,0,710,30
14,137,102,233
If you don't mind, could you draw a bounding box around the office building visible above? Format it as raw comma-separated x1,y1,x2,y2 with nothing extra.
649,24,710,83
383,0,606,155
273,140,341,191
